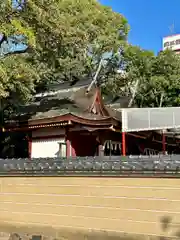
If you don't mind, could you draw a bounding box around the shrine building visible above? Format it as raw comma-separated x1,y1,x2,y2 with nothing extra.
4,79,180,158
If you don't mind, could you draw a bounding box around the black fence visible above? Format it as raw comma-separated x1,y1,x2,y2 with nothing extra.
1,155,180,177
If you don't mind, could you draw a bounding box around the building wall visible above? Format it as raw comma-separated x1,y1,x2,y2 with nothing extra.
31,128,66,158
31,138,66,158
32,128,65,138
0,177,180,238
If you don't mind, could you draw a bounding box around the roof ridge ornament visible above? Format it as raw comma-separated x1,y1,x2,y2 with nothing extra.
88,88,110,117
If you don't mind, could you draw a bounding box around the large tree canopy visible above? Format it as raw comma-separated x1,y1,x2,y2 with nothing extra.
135,50,180,107
0,0,129,103
105,46,180,108
1,0,180,109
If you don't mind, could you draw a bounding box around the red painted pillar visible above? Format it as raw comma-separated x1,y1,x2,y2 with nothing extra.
28,137,32,159
162,130,166,154
71,145,76,157
122,132,126,156
66,128,71,157
66,139,71,157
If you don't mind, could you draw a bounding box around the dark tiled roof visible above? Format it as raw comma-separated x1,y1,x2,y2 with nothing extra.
47,78,92,92
7,79,123,124
104,95,137,109
35,78,92,99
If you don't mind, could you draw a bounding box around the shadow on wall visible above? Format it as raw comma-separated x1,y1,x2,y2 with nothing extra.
1,232,146,240
2,227,180,240
3,217,180,240
160,215,180,239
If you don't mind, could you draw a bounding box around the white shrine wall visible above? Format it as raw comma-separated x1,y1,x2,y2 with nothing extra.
31,127,66,158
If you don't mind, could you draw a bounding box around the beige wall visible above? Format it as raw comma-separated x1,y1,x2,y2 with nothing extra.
0,177,180,238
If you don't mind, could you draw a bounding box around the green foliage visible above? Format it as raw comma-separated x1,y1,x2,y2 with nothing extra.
0,0,128,106
105,46,180,108
104,45,155,103
2,0,179,110
136,50,180,107
25,0,128,83
0,54,38,99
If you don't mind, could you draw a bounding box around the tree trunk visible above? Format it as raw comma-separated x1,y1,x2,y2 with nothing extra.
128,78,140,107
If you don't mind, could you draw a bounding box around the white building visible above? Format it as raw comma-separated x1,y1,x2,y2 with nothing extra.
163,34,180,54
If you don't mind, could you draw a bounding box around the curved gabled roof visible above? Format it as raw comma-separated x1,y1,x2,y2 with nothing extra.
5,79,122,130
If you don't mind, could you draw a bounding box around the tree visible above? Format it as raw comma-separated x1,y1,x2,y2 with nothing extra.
0,1,38,104
135,50,180,107
103,45,155,106
0,0,129,104
104,45,180,108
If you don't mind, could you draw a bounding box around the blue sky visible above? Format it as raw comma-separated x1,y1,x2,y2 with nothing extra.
100,0,180,54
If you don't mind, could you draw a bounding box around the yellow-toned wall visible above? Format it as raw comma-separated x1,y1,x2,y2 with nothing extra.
0,177,180,238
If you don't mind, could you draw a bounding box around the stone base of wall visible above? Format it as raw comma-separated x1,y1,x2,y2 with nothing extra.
0,224,174,240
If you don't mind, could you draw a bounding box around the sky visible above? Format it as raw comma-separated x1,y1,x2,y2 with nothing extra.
100,0,180,54
12,0,25,10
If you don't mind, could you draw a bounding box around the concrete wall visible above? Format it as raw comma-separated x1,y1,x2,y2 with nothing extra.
0,177,180,238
